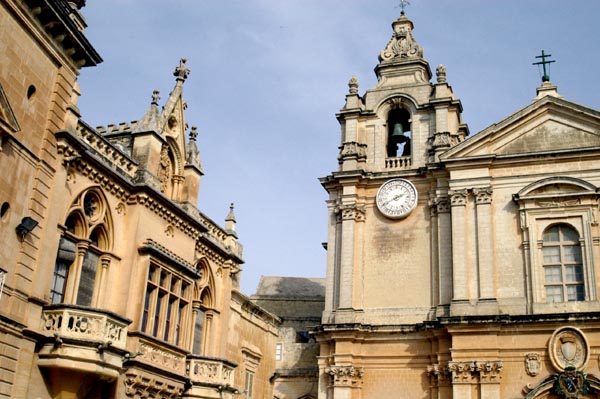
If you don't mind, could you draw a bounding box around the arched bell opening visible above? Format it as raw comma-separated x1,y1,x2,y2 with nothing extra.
387,108,412,157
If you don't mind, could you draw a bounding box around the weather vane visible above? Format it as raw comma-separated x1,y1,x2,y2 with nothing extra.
399,0,411,15
532,50,555,83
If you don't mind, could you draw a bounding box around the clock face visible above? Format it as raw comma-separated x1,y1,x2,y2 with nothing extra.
376,179,418,219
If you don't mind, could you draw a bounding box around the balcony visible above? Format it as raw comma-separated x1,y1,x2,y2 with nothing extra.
37,304,131,380
183,355,237,398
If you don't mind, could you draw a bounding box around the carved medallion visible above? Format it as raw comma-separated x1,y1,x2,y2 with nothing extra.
549,327,589,371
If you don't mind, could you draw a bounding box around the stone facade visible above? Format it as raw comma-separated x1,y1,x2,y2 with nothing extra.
0,1,278,398
252,277,325,399
315,10,600,399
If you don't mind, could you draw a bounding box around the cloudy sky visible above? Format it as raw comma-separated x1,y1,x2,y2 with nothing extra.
76,1,600,295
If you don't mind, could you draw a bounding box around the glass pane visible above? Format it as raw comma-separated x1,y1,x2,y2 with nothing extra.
563,245,582,263
561,226,579,242
565,265,583,282
141,287,153,332
567,285,585,301
50,261,70,304
546,286,563,303
153,292,165,337
543,226,559,242
76,251,98,306
544,266,562,283
543,246,560,263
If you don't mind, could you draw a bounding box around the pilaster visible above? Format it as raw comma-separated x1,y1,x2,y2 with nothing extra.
449,189,468,302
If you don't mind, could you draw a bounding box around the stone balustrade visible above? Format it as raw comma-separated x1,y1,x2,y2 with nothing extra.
187,356,236,386
385,156,412,169
41,305,129,349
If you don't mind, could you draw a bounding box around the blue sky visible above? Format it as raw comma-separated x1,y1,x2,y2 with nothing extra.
76,1,600,294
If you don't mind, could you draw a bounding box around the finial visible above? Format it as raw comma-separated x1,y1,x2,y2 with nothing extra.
225,203,237,236
174,58,190,82
348,76,359,94
151,89,160,105
399,0,410,15
189,126,198,141
532,50,555,83
436,64,447,83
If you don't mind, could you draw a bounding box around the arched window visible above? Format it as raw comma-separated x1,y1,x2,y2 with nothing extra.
542,224,584,303
191,260,215,355
387,108,411,157
50,188,112,306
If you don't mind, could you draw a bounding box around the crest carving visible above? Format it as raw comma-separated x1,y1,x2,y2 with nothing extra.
525,352,541,376
549,327,589,371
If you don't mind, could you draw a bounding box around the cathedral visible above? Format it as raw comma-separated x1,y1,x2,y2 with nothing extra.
1,1,600,399
315,8,600,399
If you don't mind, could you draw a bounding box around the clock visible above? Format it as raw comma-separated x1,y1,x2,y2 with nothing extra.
376,178,418,219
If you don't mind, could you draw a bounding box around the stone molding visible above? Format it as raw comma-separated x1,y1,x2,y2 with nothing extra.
325,365,364,387
427,363,452,386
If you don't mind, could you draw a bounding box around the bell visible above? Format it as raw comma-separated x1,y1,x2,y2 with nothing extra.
391,122,404,137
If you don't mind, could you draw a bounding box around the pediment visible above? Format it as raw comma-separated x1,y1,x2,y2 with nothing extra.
441,96,600,161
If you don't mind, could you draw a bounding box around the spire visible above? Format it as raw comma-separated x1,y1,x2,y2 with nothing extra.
225,203,237,237
134,89,162,133
185,125,204,173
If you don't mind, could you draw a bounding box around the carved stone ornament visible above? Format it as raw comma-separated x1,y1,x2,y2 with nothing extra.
553,366,590,399
337,141,367,163
431,131,451,149
123,371,183,399
334,204,366,222
474,187,493,204
549,327,589,372
449,189,468,207
447,361,477,382
379,15,423,61
427,363,451,387
325,365,364,387
348,76,359,94
436,64,447,83
477,361,503,382
158,145,172,193
525,352,542,377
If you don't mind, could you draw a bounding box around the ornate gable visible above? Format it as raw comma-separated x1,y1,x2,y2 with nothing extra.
441,96,600,161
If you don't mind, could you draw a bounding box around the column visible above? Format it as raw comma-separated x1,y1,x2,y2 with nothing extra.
474,187,495,300
325,365,363,399
336,203,365,310
437,198,453,306
449,190,468,301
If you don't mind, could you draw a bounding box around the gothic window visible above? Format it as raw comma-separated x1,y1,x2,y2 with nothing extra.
50,188,112,306
141,263,191,346
387,108,411,157
542,224,584,303
192,259,215,355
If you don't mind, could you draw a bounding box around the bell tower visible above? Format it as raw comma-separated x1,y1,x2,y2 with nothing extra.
322,10,469,325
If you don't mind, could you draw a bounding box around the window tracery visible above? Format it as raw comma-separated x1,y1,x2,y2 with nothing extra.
50,188,113,306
